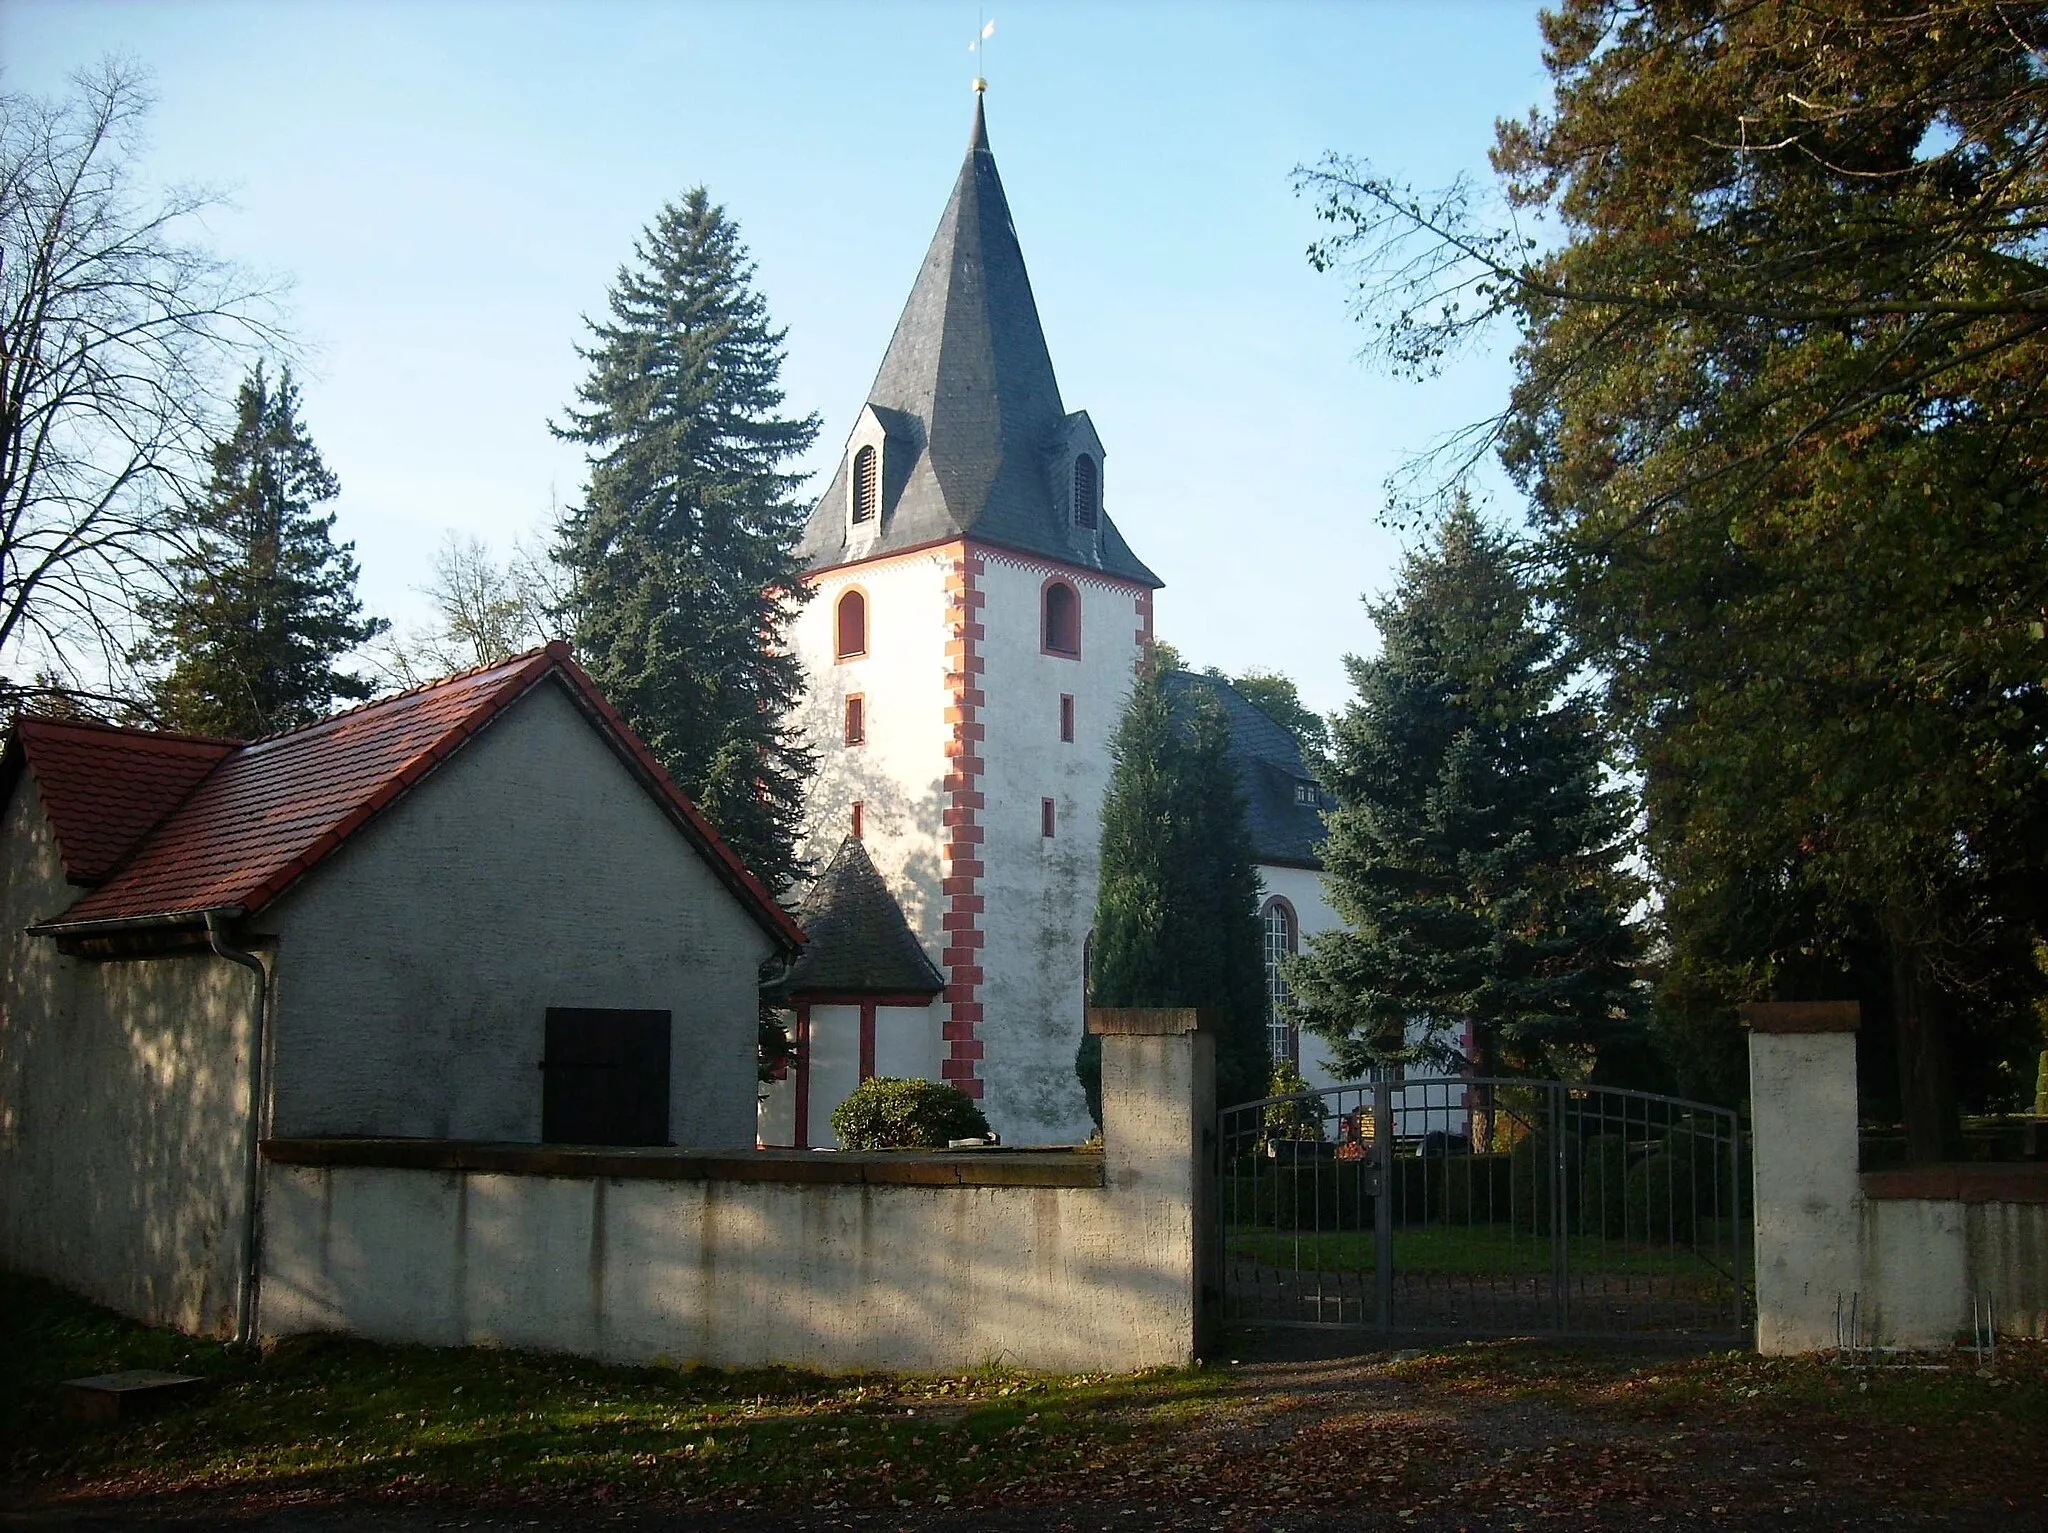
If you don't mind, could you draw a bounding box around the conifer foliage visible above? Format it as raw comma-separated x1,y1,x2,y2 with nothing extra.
1078,657,1272,1124
1291,500,1641,1078
555,189,820,893
136,364,383,738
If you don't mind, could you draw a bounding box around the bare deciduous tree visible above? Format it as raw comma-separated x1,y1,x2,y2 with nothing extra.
0,60,284,710
371,532,563,689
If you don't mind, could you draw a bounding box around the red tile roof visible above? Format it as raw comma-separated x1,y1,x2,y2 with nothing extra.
21,643,803,949
12,717,236,883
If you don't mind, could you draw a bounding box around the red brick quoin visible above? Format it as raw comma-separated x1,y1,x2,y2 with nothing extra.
940,547,988,1098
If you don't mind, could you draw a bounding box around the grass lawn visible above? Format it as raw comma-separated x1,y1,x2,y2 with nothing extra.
0,1272,1219,1515
1227,1221,1744,1281
5,1269,2044,1526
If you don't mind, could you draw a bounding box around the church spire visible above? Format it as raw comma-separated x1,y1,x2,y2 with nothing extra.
798,95,1160,588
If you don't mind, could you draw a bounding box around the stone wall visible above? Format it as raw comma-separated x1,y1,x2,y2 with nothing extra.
260,1014,1214,1373
1746,1003,2048,1352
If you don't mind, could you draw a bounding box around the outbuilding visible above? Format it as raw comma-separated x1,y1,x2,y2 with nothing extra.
0,642,801,1339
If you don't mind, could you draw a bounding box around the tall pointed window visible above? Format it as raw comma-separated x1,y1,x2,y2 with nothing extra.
1263,897,1299,1064
836,588,867,660
852,445,879,525
1042,580,1079,656
1072,454,1098,530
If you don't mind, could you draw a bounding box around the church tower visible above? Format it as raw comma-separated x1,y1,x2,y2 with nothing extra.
776,92,1161,1145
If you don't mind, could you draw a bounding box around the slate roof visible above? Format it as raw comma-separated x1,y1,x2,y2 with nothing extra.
11,643,803,950
798,96,1161,588
765,835,944,1000
5,717,236,884
1163,670,1329,869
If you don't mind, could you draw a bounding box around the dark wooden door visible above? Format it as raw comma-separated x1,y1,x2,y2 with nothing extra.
540,1008,672,1146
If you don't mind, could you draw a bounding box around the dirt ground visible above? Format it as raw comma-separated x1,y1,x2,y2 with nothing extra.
6,1330,2041,1533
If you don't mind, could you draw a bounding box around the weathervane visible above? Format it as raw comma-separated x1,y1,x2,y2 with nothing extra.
969,14,995,93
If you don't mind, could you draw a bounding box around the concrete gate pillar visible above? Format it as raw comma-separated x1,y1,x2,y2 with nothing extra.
1742,1001,1861,1355
1088,1008,1218,1358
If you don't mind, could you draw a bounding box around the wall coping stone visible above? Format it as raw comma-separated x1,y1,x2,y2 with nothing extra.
263,1138,1105,1189
1739,1001,1861,1033
1860,1164,2048,1205
1085,1007,1218,1036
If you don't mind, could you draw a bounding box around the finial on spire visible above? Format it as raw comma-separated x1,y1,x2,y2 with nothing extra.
969,16,994,97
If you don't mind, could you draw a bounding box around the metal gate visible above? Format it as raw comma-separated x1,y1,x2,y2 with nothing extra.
1216,1077,1749,1339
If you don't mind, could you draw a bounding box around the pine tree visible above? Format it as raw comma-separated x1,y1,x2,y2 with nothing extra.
136,364,384,738
1290,499,1642,1080
1077,657,1271,1124
555,189,819,893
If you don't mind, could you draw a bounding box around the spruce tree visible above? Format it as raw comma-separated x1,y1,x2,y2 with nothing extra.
1290,499,1642,1079
1077,658,1272,1124
555,189,819,892
136,364,384,738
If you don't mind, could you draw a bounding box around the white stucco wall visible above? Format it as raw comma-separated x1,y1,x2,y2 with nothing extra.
0,775,255,1335
804,1002,860,1144
262,679,776,1150
758,1001,948,1148
973,551,1145,1144
1746,1020,2046,1351
1747,1028,1862,1353
261,1027,1213,1373
792,553,953,956
874,1001,941,1081
789,541,1148,1147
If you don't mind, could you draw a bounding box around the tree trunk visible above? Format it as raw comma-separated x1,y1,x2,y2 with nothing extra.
1882,925,1964,1164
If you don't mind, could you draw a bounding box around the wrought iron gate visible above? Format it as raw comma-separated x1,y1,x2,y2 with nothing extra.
1216,1077,1750,1339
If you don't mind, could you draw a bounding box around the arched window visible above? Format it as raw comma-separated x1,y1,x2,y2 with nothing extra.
851,444,878,525
1042,580,1079,656
835,588,867,660
1262,898,1298,1064
1072,454,1098,530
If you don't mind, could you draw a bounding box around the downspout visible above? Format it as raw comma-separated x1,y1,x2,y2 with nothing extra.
206,910,270,1349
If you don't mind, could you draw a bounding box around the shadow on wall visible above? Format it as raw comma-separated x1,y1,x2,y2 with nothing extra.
0,939,253,1337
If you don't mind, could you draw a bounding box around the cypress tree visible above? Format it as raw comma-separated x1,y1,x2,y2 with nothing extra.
1290,499,1642,1079
555,189,819,892
1181,693,1281,1110
1077,657,1272,1124
136,364,384,737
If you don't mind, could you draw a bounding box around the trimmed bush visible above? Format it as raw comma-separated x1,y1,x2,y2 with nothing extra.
1574,1134,1631,1239
1258,1159,1377,1231
1625,1150,1696,1243
830,1077,990,1150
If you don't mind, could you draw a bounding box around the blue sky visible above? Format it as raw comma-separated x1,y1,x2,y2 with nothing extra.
4,0,1552,715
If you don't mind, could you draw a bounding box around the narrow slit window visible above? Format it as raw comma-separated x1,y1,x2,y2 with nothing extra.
1041,798,1057,838
851,444,878,525
836,589,867,659
851,800,865,839
844,694,865,746
1072,454,1098,530
1059,693,1075,743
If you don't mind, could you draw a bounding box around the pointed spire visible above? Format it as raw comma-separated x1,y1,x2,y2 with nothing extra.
796,94,1162,589
765,836,945,998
